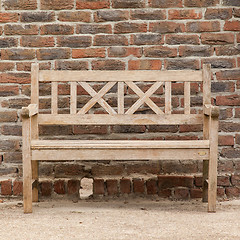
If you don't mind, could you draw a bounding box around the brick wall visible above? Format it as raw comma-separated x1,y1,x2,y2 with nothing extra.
0,0,240,200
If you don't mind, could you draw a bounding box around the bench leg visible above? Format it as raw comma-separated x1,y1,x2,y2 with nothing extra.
208,117,218,213
32,161,39,202
22,117,32,213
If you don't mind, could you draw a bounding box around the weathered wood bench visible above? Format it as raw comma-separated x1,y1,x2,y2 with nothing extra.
21,63,219,213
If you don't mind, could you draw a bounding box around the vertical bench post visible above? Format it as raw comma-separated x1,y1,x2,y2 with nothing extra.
31,63,39,203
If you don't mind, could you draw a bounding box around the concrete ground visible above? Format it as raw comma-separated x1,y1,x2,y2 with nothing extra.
0,198,240,240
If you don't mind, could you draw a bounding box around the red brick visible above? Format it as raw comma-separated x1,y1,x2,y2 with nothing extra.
164,59,199,70
94,35,128,46
21,36,55,48
146,179,158,195
219,135,234,146
0,13,19,23
1,49,35,60
174,188,189,199
41,0,74,10
144,46,177,58
235,109,240,118
54,180,65,194
112,0,145,8
216,94,240,106
92,164,124,177
179,124,202,133
13,181,23,196
93,179,105,195
0,111,18,122
166,34,200,45
169,9,202,20
202,57,236,69
131,9,166,20
114,22,147,34
234,8,240,17
221,148,240,159
149,0,182,8
77,24,112,34
0,37,18,48
108,47,142,58
186,21,220,32
20,12,55,22
73,48,106,59
125,162,160,175
224,21,240,31
205,8,232,20
220,122,240,132
0,63,15,72
77,0,110,9
236,134,240,144
190,189,202,198
216,70,240,80
17,62,51,72
106,179,118,196
55,60,88,70
120,178,131,194
184,0,219,7
231,175,240,186
92,60,125,70
133,178,145,194
94,10,129,22
130,34,163,45
238,57,240,67
194,176,203,187
55,164,84,178
73,125,107,134
40,181,52,196
58,11,91,22
218,160,234,172
225,187,240,198
0,180,12,195
1,125,22,136
179,46,213,57
3,152,22,164
4,24,38,35
37,48,70,60
40,24,74,35
218,176,231,186
162,160,198,174
217,188,225,197
129,59,161,70
150,22,185,33
223,0,240,6
201,33,234,45
158,189,171,198
158,176,194,189
4,0,37,9
219,108,233,120
57,36,91,48
67,180,80,195
215,45,240,56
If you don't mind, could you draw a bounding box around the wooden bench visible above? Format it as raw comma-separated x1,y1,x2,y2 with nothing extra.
21,63,219,213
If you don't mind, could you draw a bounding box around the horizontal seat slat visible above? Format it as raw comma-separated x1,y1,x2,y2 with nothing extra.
38,114,203,125
39,70,202,82
31,140,209,149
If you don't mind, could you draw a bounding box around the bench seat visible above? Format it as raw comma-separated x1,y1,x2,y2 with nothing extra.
31,140,210,161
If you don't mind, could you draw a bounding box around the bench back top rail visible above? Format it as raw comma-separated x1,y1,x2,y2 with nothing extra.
31,64,211,125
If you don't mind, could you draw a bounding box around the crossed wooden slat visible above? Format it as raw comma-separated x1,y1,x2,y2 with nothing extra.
125,81,164,114
77,81,117,115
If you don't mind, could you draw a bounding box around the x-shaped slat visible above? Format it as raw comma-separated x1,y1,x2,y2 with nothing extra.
126,81,164,114
78,82,117,115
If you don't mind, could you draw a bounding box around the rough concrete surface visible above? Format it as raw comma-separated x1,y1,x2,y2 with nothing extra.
0,198,240,240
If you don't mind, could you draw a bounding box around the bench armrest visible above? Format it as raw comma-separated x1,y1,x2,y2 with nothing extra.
21,104,38,118
204,104,219,118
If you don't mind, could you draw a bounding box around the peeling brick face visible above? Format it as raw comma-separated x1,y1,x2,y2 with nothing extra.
0,0,240,200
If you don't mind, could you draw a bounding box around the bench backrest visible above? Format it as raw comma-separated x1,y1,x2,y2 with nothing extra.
31,63,211,126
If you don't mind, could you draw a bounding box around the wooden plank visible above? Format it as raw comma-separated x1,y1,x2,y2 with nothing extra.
70,82,77,114
38,114,203,125
51,82,58,114
31,63,39,204
32,148,209,161
78,82,116,114
203,64,211,105
118,82,124,114
208,115,219,213
165,82,171,114
126,82,163,114
79,82,116,115
39,70,203,82
31,140,210,149
22,117,32,213
184,82,190,114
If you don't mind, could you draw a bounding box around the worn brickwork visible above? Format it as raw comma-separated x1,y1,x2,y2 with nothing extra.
0,0,240,200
